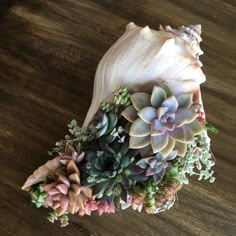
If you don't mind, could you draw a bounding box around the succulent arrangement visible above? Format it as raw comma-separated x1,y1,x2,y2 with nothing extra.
22,85,216,227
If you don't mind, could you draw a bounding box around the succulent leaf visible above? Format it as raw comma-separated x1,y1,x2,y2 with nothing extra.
129,135,150,149
159,138,175,157
175,93,193,108
138,107,157,124
168,127,186,142
151,86,167,107
161,95,178,113
130,118,151,137
121,105,139,122
188,120,204,135
131,93,151,111
151,134,168,153
151,119,166,136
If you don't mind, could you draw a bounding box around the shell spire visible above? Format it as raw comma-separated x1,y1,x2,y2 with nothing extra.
163,24,203,57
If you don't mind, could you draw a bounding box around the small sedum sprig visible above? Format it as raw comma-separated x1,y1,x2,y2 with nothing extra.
47,211,70,227
30,185,48,208
100,87,131,113
68,119,95,143
113,87,131,107
48,119,95,156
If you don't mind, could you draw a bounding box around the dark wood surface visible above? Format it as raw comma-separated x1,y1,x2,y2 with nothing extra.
0,0,235,235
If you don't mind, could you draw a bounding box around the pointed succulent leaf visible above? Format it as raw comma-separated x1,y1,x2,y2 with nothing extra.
157,107,168,119
164,150,178,161
159,138,175,157
121,155,130,168
174,141,187,157
136,159,149,169
182,125,194,143
71,184,81,195
168,126,186,142
104,112,118,135
188,120,204,135
161,95,178,113
121,175,130,188
94,158,102,170
138,107,157,124
130,118,151,137
163,122,175,131
121,105,139,123
153,169,166,183
120,140,129,156
151,119,166,136
139,144,153,157
146,164,163,176
151,86,167,108
96,124,108,138
106,178,117,192
205,122,218,133
129,135,150,149
175,108,198,125
98,113,108,128
131,92,151,111
68,173,80,184
56,184,68,195
92,180,110,195
120,187,128,202
67,160,79,175
150,133,168,153
176,93,193,108
89,167,101,177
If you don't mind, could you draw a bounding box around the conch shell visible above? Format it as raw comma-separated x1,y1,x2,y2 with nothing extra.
83,23,206,127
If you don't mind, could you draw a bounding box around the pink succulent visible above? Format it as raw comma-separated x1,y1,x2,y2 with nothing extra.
43,160,92,216
131,195,144,212
60,143,85,164
78,200,98,216
97,202,115,216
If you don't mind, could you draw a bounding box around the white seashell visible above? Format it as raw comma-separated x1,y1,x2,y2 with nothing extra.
83,23,206,127
21,156,61,191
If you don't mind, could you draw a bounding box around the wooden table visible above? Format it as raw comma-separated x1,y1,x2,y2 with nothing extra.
0,1,235,235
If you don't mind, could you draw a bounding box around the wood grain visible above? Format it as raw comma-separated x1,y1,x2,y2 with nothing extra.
0,0,235,235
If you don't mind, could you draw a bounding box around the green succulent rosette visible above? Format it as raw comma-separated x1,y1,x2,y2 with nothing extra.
122,85,204,157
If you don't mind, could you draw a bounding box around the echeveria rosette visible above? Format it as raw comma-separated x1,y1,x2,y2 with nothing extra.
84,140,138,203
122,85,204,157
89,110,118,139
134,151,177,183
43,160,92,216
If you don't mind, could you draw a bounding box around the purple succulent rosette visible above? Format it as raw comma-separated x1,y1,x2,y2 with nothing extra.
22,84,216,227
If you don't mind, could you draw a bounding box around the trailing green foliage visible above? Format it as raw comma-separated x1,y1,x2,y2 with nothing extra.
48,119,95,156
177,132,215,184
